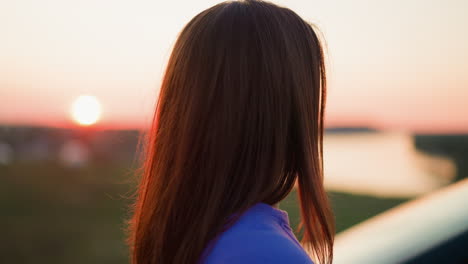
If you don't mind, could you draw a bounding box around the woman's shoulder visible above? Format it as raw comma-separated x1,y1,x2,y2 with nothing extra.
205,230,313,263
201,203,314,264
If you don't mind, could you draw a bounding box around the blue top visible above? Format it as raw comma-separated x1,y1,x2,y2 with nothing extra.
201,203,314,264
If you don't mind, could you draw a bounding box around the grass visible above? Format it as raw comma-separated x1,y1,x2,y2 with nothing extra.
0,161,409,264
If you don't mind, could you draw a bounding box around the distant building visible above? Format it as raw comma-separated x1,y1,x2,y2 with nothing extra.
59,139,90,168
0,142,13,165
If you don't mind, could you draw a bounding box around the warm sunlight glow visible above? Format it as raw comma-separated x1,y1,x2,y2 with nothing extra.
71,95,102,126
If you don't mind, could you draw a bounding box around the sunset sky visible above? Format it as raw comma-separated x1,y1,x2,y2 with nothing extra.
1,0,467,132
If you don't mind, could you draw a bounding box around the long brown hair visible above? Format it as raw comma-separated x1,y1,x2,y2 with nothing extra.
127,0,334,263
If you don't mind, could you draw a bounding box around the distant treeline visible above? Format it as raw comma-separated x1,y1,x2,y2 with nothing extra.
325,126,379,134
0,125,141,163
413,134,468,182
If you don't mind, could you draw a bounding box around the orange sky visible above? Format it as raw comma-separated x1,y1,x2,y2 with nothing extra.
1,0,467,133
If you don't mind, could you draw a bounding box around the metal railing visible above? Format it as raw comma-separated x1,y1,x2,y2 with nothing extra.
333,178,468,264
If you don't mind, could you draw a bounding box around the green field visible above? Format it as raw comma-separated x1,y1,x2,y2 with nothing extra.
0,161,409,264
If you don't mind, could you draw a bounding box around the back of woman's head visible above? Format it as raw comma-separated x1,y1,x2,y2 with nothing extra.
127,0,334,263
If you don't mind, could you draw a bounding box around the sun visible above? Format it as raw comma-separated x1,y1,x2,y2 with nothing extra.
70,95,102,126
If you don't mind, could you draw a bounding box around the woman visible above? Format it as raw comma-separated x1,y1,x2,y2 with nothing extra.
127,0,335,263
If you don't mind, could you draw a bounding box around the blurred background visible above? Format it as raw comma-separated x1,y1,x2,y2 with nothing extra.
1,0,467,263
